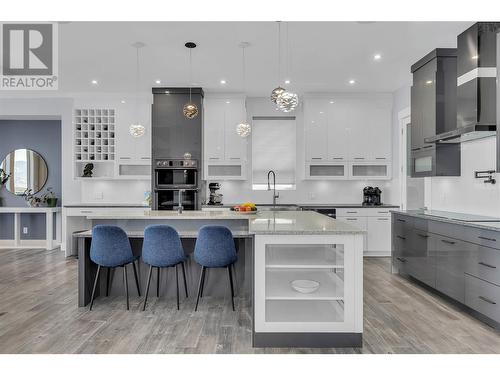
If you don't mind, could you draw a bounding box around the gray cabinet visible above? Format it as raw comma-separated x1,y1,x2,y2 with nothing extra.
410,49,460,177
434,235,471,303
391,212,500,325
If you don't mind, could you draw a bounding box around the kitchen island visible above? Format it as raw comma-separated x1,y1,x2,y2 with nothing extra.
76,210,364,347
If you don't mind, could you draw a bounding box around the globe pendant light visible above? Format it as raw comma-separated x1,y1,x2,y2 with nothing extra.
183,42,199,119
277,22,299,112
129,42,146,137
236,42,251,138
270,21,286,105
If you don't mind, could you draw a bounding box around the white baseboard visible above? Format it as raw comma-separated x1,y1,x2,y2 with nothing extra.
363,251,390,257
0,239,60,249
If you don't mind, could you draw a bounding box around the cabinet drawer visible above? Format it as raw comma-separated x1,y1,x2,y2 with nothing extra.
336,216,367,230
65,208,98,216
463,227,500,250
336,208,365,217
466,245,500,286
392,214,413,237
465,274,500,323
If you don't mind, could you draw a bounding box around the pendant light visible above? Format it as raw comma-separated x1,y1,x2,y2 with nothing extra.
236,42,251,138
129,42,146,137
183,42,199,119
270,21,285,105
276,22,299,112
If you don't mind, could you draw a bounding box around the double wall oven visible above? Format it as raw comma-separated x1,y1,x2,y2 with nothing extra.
154,159,199,210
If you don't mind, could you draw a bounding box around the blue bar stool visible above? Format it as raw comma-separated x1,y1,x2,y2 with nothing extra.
194,225,237,311
89,225,141,311
141,225,188,311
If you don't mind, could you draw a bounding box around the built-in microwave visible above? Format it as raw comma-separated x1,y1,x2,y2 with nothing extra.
154,159,198,189
410,145,460,177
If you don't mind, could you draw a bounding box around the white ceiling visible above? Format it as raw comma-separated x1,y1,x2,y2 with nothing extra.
58,21,473,95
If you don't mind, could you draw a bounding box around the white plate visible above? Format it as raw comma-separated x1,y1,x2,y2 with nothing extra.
290,279,320,294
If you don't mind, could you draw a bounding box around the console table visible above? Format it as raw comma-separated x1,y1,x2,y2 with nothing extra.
0,207,62,250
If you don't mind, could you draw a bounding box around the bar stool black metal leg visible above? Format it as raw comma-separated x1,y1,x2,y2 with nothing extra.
181,262,188,298
89,265,101,311
200,268,206,297
156,267,160,298
228,265,235,311
231,263,237,297
175,264,180,310
124,265,129,310
195,266,206,311
142,265,153,311
132,261,141,296
106,267,111,297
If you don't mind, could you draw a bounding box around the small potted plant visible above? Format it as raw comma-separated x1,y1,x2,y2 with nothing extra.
23,188,43,207
42,188,58,207
0,168,9,186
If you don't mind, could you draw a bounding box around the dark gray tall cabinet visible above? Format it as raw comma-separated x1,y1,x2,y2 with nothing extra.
410,49,461,177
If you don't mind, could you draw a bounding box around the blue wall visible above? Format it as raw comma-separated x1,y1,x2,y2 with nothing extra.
0,120,61,240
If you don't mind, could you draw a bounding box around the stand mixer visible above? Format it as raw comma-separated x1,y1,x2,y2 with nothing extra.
208,182,223,205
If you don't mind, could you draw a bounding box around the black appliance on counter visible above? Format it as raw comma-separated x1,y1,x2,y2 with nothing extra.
153,158,199,210
363,186,382,206
207,182,223,205
151,87,204,210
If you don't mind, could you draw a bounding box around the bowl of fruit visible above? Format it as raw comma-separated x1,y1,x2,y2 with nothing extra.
231,202,257,214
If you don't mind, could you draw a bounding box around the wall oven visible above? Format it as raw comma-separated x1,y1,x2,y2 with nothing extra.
154,159,199,210
155,159,198,189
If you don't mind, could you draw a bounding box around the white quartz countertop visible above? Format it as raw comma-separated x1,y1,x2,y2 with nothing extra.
85,210,364,235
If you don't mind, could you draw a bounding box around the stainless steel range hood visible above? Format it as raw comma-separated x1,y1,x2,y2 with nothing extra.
426,22,500,144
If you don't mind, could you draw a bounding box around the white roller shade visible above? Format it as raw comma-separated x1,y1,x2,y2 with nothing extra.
252,118,296,189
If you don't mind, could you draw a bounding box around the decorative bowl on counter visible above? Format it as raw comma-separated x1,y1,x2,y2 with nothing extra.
290,279,320,294
231,202,257,213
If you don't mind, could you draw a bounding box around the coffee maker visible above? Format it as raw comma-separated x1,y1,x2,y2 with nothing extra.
208,182,223,205
363,186,382,206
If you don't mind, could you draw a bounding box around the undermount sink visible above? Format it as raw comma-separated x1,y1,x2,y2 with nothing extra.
256,204,301,211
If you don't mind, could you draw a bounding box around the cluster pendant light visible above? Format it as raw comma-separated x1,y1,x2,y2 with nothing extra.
236,42,251,138
129,42,146,138
270,22,298,112
183,42,199,119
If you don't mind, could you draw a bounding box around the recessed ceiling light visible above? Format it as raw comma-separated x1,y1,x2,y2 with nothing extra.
220,80,226,84
226,101,231,104
319,111,324,114
348,79,356,85
285,80,291,84
425,80,433,85
91,80,98,85
329,101,335,104
155,80,161,84
121,100,126,104
373,54,382,61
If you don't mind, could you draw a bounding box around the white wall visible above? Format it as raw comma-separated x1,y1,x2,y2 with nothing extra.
214,94,399,205
428,137,500,216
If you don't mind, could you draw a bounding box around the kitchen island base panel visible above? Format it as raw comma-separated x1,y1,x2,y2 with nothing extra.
253,332,362,348
78,235,253,307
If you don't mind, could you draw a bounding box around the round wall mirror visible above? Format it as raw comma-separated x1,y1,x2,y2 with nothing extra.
0,149,48,195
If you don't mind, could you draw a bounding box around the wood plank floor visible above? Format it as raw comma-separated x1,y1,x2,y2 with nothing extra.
0,247,499,354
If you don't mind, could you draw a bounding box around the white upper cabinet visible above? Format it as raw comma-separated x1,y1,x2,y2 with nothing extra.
304,96,392,180
203,96,248,180
304,99,328,161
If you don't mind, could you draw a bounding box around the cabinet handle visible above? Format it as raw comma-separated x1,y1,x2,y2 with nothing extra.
478,262,497,269
332,157,344,160
396,257,407,263
354,157,365,160
411,147,421,151
478,296,497,305
377,211,389,214
119,157,131,160
418,234,429,238
478,236,497,242
346,211,358,214
346,218,357,221
375,157,386,160
229,157,241,160
396,235,406,240
311,157,323,160
377,218,389,221
441,239,456,245
209,157,220,160
422,145,433,149
80,210,93,213
397,218,406,223
140,157,151,160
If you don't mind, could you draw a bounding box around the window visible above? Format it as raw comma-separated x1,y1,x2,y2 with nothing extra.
251,118,296,190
